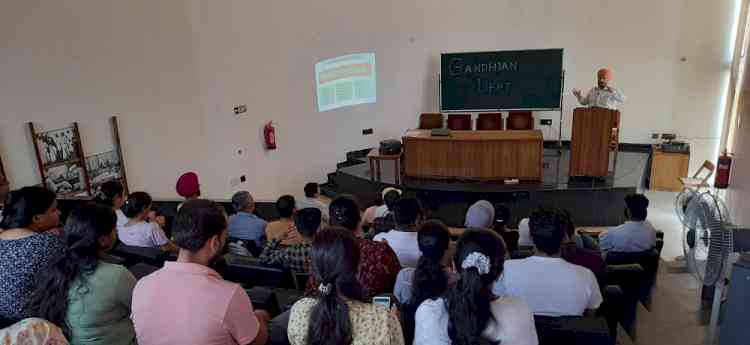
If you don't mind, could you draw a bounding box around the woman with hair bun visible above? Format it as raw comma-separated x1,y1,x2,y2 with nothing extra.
414,229,538,345
92,180,127,226
27,202,137,345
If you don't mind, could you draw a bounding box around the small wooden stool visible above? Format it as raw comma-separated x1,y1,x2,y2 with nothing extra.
368,149,402,185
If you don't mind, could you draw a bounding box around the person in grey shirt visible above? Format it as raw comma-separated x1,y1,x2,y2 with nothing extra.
296,183,329,224
228,191,267,248
600,194,657,254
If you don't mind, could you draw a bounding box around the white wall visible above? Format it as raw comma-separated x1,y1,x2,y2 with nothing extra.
0,0,738,200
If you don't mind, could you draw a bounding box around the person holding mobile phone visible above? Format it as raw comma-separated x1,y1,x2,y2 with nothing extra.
288,227,404,345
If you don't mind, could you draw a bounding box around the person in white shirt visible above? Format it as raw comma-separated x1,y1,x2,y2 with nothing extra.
414,229,538,345
395,220,458,344
296,183,329,224
600,194,657,254
517,218,533,247
119,192,178,253
362,194,383,227
573,68,625,110
373,197,422,268
93,180,128,227
373,187,402,219
394,220,457,305
493,208,602,317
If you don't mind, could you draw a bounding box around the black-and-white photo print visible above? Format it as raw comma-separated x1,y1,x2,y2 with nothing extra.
44,163,85,195
86,150,123,191
37,127,77,165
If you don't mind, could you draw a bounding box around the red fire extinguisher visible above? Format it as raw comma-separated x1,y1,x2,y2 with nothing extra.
264,121,277,150
715,150,732,189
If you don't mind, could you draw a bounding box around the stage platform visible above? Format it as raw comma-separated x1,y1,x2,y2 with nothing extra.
323,146,650,228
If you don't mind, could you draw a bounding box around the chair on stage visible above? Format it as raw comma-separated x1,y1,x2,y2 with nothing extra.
507,111,534,130
419,113,444,129
476,113,504,130
447,114,472,130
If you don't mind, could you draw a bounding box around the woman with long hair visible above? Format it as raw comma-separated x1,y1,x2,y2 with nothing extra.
414,229,538,345
92,180,127,226
0,186,63,327
118,192,177,252
318,196,400,299
288,226,404,345
395,220,457,344
27,202,136,345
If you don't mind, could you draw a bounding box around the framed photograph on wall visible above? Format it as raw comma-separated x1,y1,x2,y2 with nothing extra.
0,153,6,183
44,163,86,195
86,150,124,191
29,122,92,197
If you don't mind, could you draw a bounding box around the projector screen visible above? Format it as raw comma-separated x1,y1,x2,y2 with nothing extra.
315,53,377,112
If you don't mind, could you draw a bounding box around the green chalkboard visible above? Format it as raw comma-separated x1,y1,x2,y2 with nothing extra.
441,49,563,111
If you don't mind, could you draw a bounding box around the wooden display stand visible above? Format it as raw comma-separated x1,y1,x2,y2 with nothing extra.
569,107,620,177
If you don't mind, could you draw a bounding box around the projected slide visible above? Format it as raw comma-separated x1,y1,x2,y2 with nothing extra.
315,53,377,112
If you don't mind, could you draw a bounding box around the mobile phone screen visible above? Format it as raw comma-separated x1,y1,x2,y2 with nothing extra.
373,296,391,308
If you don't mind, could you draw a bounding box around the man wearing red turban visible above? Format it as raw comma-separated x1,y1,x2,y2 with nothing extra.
176,172,200,211
573,68,625,110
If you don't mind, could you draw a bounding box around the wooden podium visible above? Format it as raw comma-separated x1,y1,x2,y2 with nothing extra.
569,107,620,177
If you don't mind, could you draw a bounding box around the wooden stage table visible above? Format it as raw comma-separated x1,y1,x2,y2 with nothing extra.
402,129,543,181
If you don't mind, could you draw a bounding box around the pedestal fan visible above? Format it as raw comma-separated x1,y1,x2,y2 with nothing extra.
676,190,750,345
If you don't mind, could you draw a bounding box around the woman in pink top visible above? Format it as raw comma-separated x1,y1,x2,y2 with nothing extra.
118,192,177,253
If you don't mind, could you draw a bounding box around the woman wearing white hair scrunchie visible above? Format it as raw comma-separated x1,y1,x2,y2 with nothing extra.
461,252,491,275
414,229,538,345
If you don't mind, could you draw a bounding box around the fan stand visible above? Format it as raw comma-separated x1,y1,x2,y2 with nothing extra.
706,279,724,345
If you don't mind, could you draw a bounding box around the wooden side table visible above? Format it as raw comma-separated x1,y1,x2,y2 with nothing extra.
368,149,402,185
650,144,690,192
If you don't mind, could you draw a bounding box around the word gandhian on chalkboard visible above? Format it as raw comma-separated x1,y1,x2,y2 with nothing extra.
441,49,563,111
449,59,519,95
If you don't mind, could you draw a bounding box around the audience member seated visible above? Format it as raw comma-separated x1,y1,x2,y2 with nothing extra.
493,208,603,317
296,182,329,224
259,208,321,273
374,197,423,268
464,200,495,228
308,196,401,299
288,227,404,345
362,193,384,227
118,192,177,253
374,187,402,219
27,203,137,345
266,195,303,246
414,229,538,345
600,194,657,254
395,220,458,344
558,209,607,284
0,318,69,344
518,217,533,247
0,186,63,327
228,191,267,248
132,199,270,345
92,180,128,227
175,171,201,211
494,204,520,251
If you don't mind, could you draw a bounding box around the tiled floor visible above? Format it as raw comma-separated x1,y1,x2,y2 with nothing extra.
634,267,708,345
632,190,710,345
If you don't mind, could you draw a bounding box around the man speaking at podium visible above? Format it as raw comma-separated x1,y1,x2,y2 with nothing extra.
572,68,625,110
